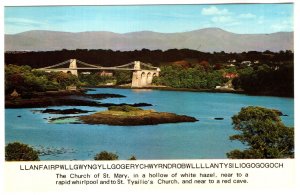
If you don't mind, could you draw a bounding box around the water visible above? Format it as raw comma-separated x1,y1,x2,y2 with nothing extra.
5,88,294,160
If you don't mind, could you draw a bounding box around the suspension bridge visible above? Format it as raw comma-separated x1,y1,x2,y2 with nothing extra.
37,59,160,87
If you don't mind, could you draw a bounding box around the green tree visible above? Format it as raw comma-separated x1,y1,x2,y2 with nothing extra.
54,72,79,88
114,70,132,85
5,142,40,161
227,106,294,159
79,73,114,86
94,151,119,160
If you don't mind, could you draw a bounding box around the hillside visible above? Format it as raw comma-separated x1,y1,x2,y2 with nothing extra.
5,28,293,52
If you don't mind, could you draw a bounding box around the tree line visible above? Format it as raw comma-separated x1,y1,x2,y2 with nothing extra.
232,64,293,97
5,49,293,68
153,64,228,89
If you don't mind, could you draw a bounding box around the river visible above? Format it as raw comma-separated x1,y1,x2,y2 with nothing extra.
5,88,294,160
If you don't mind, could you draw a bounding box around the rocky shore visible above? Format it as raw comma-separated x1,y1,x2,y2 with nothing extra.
79,111,198,126
5,90,151,108
49,105,198,126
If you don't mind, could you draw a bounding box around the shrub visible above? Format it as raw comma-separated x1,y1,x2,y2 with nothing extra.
5,142,39,161
128,155,137,160
94,151,119,160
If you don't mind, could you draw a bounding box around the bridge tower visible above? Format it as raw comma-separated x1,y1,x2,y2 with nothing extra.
69,59,78,76
131,61,142,88
131,61,160,88
133,61,141,70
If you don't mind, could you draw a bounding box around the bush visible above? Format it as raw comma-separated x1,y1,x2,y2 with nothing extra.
5,142,40,161
94,151,119,160
128,155,137,160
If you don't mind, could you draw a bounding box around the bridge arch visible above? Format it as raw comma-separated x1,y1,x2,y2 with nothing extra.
146,72,152,84
141,72,147,86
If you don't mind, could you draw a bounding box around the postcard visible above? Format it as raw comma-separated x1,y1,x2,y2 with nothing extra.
2,0,297,193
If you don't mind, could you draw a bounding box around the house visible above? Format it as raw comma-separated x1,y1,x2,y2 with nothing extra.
224,73,238,79
228,59,236,63
66,86,77,91
10,89,20,98
241,61,252,66
227,63,236,67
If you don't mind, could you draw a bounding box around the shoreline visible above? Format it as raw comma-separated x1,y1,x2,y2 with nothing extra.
95,85,243,93
90,85,293,98
5,84,293,109
5,90,152,109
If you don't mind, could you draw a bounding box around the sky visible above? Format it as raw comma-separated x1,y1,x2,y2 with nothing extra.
4,4,293,34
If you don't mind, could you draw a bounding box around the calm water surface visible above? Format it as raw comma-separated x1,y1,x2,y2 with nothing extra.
5,88,294,160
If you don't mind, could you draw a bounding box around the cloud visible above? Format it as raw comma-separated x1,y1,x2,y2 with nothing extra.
257,16,265,24
211,16,234,23
201,6,238,26
271,19,293,31
5,17,46,27
209,16,240,27
201,6,231,16
238,13,256,19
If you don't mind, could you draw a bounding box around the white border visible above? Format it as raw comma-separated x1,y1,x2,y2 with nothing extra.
0,0,299,194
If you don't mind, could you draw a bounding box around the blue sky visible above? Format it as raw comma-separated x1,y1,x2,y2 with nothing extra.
4,4,293,34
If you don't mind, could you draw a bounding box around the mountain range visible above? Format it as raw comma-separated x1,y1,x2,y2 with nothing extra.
5,28,293,52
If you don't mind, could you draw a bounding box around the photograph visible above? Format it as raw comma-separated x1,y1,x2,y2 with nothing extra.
4,3,294,161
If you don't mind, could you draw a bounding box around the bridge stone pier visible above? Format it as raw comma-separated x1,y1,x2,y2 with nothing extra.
131,61,160,88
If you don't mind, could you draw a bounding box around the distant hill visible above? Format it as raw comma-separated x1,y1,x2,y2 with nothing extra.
5,28,293,52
